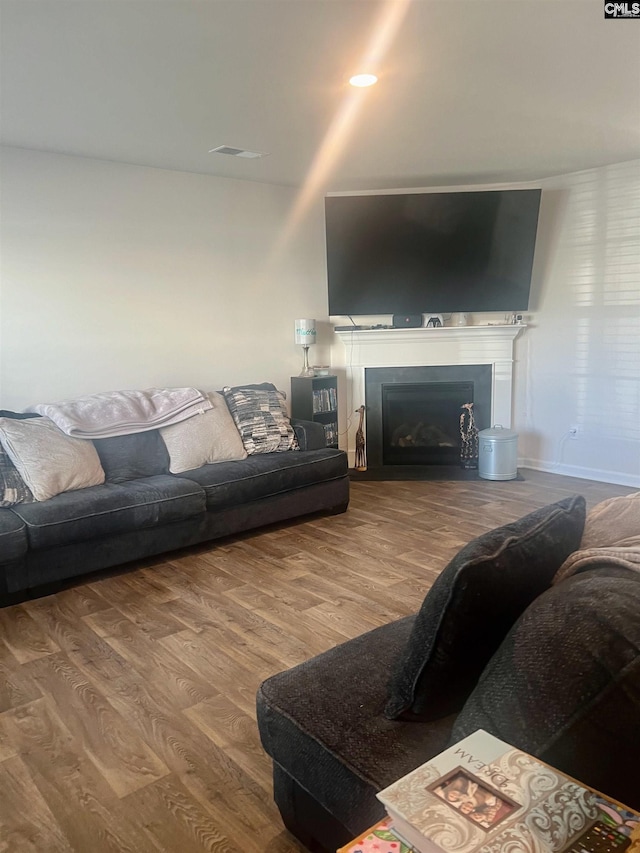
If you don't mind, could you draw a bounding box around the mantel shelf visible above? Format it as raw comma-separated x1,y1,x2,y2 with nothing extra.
334,324,526,345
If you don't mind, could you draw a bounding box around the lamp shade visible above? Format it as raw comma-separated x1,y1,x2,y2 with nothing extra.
294,319,316,346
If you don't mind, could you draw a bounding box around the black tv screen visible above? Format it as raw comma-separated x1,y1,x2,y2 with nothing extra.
325,188,541,315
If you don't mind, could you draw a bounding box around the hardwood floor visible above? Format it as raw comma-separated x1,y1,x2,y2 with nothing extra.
0,470,635,851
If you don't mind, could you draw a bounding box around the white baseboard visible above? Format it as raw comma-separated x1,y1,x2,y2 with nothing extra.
518,458,640,489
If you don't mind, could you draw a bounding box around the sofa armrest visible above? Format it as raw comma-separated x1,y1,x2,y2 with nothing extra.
291,419,326,451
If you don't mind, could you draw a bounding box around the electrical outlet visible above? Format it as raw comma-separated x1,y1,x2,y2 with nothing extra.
568,425,580,439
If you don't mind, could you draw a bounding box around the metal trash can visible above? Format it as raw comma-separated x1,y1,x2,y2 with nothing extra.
478,425,519,480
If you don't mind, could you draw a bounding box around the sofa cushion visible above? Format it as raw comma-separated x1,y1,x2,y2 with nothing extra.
11,475,206,549
93,430,170,482
0,445,35,507
222,385,297,454
0,510,28,562
0,417,105,501
451,566,640,809
160,392,247,473
385,495,587,721
257,617,457,837
181,448,347,510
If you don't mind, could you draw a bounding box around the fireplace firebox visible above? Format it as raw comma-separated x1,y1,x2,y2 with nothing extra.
382,381,474,465
365,365,492,469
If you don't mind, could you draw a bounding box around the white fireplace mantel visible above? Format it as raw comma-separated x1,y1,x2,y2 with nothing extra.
333,324,525,465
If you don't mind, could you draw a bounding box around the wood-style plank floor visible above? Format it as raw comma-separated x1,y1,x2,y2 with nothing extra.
0,470,635,851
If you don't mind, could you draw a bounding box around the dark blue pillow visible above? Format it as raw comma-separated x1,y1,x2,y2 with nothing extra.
0,410,41,419
385,495,586,721
93,431,169,483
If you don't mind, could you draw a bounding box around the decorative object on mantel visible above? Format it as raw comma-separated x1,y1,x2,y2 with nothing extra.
459,402,479,469
425,314,444,328
294,319,316,377
355,405,367,471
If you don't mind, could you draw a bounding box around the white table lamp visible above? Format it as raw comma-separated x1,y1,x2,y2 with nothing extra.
295,319,316,377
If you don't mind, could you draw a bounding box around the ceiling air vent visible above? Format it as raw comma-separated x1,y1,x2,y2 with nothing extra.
208,145,268,159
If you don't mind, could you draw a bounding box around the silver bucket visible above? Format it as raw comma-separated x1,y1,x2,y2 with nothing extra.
478,425,518,481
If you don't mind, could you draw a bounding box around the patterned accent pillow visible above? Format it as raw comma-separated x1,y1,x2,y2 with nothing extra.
0,444,35,506
222,386,298,455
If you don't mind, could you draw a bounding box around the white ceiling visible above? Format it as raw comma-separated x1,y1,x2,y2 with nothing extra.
2,0,639,191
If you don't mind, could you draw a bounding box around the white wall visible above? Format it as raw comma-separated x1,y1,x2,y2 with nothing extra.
0,147,329,410
514,160,640,487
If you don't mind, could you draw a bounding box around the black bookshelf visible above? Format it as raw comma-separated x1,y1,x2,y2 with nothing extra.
291,375,339,449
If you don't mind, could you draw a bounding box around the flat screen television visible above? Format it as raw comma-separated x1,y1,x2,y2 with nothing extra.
325,188,541,315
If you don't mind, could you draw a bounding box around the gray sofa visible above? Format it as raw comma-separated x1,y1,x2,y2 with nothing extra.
0,417,349,605
257,495,640,851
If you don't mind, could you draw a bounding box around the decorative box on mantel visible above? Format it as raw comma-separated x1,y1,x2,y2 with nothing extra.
333,325,525,470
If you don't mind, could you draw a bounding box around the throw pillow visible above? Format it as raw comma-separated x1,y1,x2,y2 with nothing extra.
384,494,586,721
0,445,35,507
0,417,105,501
93,430,170,483
160,392,247,473
450,566,640,807
0,409,41,504
222,385,298,455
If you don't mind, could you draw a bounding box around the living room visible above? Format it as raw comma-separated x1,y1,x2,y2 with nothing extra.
0,1,639,850
1,1,638,489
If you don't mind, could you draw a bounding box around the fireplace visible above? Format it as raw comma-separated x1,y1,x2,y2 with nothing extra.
334,324,524,471
365,365,492,468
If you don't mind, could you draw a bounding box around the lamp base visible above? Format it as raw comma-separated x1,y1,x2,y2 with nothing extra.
299,346,315,377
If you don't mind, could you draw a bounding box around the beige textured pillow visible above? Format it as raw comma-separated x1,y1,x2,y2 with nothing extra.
0,417,105,501
160,392,247,473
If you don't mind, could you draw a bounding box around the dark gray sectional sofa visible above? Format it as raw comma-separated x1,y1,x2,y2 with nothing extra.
258,496,640,851
0,418,349,604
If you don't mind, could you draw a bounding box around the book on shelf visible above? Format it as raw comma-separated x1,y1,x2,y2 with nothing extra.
312,387,337,413
376,729,640,853
322,422,338,445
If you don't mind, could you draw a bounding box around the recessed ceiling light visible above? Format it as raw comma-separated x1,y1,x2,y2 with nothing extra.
349,73,378,88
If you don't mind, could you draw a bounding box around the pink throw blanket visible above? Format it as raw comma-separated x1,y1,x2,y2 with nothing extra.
30,387,212,438
553,491,640,583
